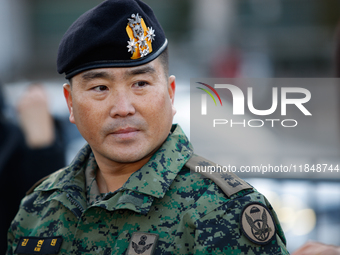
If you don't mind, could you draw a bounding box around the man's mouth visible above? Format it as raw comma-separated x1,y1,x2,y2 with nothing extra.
109,127,140,140
112,127,139,134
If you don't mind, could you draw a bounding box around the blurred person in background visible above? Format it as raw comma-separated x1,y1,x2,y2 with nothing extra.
292,241,340,255
0,84,65,254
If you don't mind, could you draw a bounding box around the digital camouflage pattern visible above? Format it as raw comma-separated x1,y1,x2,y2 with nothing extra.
7,125,289,254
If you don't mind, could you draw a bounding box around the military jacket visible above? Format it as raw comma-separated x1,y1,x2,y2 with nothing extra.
7,125,289,255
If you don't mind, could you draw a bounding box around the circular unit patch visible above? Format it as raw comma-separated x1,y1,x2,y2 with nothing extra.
240,202,276,245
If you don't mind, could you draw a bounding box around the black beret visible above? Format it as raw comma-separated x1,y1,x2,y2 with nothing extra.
57,0,167,79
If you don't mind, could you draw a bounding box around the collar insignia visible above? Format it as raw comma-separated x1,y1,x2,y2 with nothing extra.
126,232,158,255
126,13,155,59
240,202,277,245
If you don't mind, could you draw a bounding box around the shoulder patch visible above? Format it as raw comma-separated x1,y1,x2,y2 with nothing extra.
185,154,252,197
240,202,276,245
126,232,159,255
26,175,51,196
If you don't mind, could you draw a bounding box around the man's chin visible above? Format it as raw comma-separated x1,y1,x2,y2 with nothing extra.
106,151,152,164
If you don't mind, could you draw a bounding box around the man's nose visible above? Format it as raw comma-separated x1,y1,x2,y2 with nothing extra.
109,91,136,118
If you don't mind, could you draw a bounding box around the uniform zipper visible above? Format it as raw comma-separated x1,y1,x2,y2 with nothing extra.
66,193,85,214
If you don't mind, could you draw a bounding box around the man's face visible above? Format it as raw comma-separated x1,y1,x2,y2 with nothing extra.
63,58,176,165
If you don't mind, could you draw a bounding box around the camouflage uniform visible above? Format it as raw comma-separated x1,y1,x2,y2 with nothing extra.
7,125,289,255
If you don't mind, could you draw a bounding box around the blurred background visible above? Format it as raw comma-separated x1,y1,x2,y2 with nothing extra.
1,0,340,253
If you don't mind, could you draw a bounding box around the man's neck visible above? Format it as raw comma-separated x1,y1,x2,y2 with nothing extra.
94,155,152,194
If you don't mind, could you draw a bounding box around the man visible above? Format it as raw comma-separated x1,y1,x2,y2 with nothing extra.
7,0,288,254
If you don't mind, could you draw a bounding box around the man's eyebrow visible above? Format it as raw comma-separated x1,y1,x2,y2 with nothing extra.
124,65,156,78
81,71,112,82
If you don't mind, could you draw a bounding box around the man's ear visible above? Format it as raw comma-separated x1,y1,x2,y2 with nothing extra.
63,83,75,124
168,75,176,117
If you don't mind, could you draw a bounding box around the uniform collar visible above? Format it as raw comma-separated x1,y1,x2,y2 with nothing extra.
33,145,91,215
84,152,102,205
88,124,193,214
86,124,193,202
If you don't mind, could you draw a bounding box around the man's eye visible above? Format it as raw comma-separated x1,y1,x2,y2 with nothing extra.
93,85,108,91
133,81,148,88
